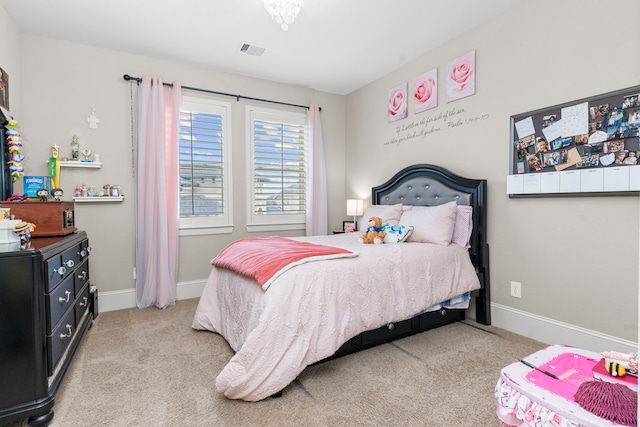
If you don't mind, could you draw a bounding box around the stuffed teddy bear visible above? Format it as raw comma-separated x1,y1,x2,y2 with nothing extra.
358,216,386,244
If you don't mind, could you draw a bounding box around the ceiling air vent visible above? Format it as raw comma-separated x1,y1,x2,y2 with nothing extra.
239,43,266,57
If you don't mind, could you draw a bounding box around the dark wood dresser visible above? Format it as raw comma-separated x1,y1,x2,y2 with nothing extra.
0,231,93,426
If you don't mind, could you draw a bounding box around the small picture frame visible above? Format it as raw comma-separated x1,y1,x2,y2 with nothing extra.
343,221,357,233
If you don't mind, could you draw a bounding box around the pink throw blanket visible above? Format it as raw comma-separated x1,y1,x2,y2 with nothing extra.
212,236,357,290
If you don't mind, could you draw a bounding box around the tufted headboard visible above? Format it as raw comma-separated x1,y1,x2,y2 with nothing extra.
371,163,490,325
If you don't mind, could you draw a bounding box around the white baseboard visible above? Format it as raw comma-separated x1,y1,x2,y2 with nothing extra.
491,302,638,354
98,286,637,354
176,279,207,300
97,280,206,312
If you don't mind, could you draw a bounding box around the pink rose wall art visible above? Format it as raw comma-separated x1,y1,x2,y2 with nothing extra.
414,68,437,113
388,82,408,122
446,50,476,103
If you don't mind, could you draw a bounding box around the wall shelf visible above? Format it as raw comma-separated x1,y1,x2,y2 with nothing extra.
72,196,124,203
60,161,102,169
46,160,102,169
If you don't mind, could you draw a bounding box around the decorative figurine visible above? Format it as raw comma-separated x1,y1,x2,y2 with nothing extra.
13,221,35,246
71,135,79,160
5,114,25,182
49,144,60,188
36,188,49,201
81,148,92,162
51,188,63,201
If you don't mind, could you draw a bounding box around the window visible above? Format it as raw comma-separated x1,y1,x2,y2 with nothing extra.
179,96,231,232
247,106,306,229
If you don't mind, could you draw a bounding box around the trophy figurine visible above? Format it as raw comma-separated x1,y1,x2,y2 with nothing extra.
81,148,92,162
71,135,79,160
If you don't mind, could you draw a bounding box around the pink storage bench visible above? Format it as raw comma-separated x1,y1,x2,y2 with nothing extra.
495,344,636,427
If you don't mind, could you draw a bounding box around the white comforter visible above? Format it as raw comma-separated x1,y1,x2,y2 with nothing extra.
191,233,481,401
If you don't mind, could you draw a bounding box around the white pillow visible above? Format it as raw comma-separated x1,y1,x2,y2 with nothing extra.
452,205,473,249
359,203,403,231
399,201,458,245
382,224,414,243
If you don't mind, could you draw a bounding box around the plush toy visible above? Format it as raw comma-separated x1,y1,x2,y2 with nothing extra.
358,216,386,244
605,361,626,377
601,351,638,375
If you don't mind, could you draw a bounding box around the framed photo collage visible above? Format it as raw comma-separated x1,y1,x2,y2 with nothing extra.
510,86,640,177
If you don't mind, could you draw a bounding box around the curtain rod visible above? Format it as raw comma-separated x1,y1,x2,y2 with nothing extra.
123,74,319,111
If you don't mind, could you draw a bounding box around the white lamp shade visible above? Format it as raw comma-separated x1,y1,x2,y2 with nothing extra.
346,199,364,216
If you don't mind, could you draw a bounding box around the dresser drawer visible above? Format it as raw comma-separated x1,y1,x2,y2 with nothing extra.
361,318,413,346
74,258,90,296
78,238,91,261
45,255,64,291
75,282,90,323
47,308,75,375
46,274,75,334
45,243,81,292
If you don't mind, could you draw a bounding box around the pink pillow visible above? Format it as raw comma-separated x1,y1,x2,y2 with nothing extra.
452,205,473,249
399,201,458,245
359,203,403,231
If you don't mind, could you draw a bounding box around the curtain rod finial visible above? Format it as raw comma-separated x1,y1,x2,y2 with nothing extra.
123,74,141,84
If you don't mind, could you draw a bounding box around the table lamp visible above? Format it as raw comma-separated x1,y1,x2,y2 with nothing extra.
346,199,364,231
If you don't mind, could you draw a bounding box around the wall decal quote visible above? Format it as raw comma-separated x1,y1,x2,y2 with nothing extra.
384,107,490,146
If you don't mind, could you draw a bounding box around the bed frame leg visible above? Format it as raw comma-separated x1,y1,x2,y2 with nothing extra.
271,391,283,398
475,287,491,325
475,243,491,325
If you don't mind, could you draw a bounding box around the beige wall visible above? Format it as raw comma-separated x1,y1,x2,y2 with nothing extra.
346,0,639,346
9,33,346,298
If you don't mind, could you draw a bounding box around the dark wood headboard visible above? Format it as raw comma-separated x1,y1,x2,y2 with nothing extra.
371,164,490,325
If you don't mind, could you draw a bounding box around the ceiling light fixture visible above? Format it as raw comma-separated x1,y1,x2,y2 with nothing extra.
263,0,303,31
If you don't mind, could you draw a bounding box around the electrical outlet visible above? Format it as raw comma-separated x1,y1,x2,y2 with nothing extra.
510,281,522,298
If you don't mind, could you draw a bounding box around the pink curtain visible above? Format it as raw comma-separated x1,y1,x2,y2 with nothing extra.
305,104,328,235
135,76,181,309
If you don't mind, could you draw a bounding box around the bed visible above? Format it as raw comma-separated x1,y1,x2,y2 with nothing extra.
192,163,490,401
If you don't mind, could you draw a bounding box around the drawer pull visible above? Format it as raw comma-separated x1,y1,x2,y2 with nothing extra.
63,259,75,268
55,266,67,276
80,296,88,307
60,324,73,340
79,249,88,257
59,290,72,304
77,271,87,280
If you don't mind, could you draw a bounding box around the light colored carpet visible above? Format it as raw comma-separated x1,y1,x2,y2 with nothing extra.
5,299,546,427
